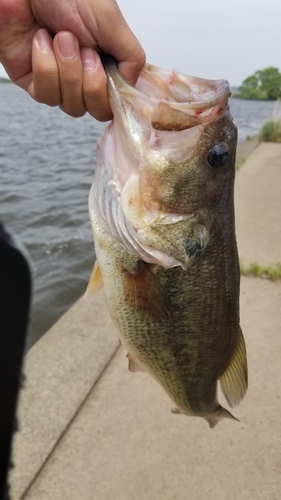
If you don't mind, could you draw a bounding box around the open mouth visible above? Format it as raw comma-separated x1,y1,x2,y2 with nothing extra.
106,61,231,133
137,65,231,131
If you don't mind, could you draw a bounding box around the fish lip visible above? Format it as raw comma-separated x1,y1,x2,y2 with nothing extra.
164,83,231,111
146,63,231,97
137,64,232,111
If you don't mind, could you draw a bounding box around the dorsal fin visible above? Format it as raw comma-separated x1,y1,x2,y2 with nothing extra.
85,260,103,298
219,327,248,408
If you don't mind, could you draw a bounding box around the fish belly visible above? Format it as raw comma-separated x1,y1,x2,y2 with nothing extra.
92,212,240,419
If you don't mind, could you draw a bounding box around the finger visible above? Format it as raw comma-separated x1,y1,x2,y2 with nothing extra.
53,31,86,118
81,47,112,122
28,29,61,106
118,45,146,87
93,2,146,86
113,34,146,87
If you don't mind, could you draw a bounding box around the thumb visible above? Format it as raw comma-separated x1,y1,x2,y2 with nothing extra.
92,4,146,86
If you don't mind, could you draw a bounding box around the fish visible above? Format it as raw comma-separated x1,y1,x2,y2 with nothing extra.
86,58,248,428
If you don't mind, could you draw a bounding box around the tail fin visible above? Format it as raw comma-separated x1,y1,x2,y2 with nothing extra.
204,406,240,429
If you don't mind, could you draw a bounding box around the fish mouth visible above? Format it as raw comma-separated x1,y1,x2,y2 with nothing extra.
105,59,231,132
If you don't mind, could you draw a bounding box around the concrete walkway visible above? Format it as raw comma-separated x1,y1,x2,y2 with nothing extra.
10,141,281,500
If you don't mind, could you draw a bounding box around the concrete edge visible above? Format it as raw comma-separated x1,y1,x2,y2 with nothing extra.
9,140,256,499
10,290,119,500
235,139,260,166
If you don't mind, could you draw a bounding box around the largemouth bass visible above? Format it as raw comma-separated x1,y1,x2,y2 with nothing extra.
87,59,248,428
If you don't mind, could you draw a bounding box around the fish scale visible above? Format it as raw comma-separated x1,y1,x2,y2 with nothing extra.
87,60,247,428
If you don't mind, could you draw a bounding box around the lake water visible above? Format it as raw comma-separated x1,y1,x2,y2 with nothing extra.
0,83,276,348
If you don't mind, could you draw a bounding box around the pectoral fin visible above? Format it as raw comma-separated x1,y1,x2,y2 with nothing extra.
123,262,171,320
219,327,248,408
85,261,103,298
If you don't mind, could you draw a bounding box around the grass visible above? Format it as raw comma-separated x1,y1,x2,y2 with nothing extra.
259,98,281,142
259,119,281,142
240,261,281,280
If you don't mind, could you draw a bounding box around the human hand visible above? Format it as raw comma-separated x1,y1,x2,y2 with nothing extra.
0,0,145,120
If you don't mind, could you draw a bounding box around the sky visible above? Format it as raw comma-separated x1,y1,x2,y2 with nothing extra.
1,0,281,86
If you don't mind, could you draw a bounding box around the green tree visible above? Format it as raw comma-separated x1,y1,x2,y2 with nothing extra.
242,75,259,90
234,67,281,100
256,67,281,100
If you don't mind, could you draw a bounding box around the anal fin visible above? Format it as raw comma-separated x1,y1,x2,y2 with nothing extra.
219,326,248,408
85,260,103,298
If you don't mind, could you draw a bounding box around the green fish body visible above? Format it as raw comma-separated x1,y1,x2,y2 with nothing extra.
87,61,247,428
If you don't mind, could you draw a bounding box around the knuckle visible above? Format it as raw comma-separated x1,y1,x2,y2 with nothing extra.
33,92,59,107
71,109,86,118
62,74,81,86
59,105,86,118
88,107,113,122
83,81,111,120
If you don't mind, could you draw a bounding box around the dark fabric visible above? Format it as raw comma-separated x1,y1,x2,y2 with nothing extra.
0,224,31,500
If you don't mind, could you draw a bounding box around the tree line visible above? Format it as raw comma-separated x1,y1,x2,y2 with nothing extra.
234,67,281,100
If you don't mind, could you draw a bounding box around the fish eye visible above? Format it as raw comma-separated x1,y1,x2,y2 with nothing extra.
207,144,229,169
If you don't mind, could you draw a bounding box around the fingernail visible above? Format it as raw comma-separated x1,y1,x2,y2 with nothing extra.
57,32,78,59
36,29,52,52
81,47,98,71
